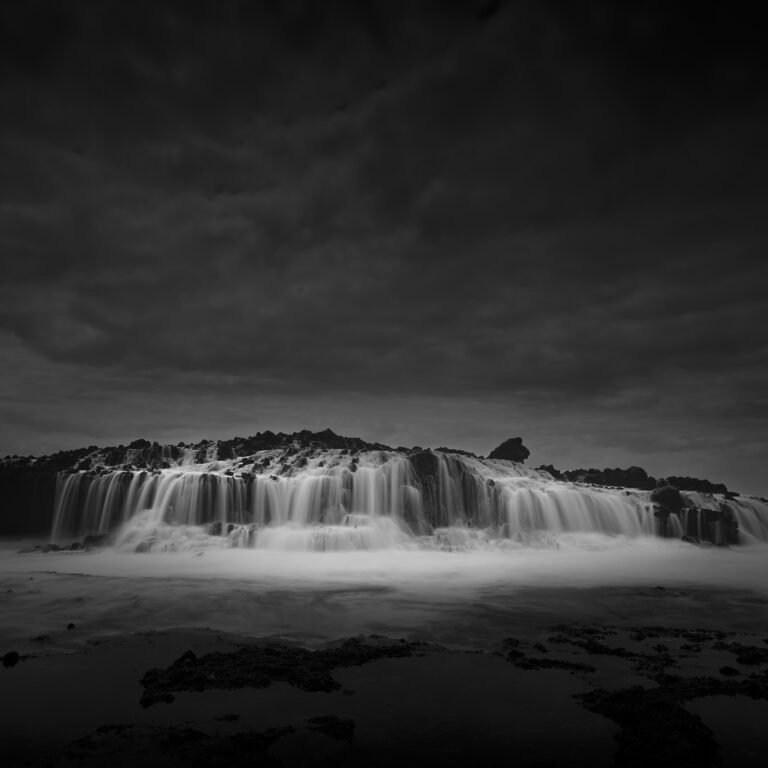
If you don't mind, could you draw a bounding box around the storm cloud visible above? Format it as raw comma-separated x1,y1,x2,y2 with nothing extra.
1,0,767,492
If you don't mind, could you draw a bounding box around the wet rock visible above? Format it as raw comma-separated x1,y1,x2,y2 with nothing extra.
712,641,768,665
409,450,439,478
578,684,719,766
488,437,530,463
82,533,108,549
560,466,655,490
662,475,728,495
67,623,76,630
2,651,20,668
139,636,427,708
502,637,596,673
651,485,684,514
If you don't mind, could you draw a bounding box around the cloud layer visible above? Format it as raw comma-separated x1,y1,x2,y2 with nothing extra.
1,1,767,491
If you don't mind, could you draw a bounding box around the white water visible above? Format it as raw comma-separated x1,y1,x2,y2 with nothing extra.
3,538,768,651
49,449,768,552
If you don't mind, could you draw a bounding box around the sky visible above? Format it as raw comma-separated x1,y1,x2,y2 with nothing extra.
1,0,766,493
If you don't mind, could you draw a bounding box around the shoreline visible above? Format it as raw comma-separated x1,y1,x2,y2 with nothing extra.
2,544,768,765
2,610,768,767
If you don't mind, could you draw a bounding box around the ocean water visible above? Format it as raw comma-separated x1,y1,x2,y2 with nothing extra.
2,536,768,650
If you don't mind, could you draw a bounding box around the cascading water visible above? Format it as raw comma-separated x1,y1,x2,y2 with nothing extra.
49,444,768,552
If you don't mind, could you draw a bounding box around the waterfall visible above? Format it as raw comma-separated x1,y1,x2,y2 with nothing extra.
49,448,768,552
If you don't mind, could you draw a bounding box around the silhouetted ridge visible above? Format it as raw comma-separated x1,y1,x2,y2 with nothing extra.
535,465,729,494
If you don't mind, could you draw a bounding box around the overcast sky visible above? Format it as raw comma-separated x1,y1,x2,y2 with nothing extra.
1,0,766,492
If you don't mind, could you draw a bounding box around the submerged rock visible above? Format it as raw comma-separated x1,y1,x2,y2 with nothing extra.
139,636,428,707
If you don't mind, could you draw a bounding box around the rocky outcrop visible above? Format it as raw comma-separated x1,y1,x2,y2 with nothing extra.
552,466,729,495
559,466,656,490
139,636,427,707
651,485,684,515
488,437,530,463
659,475,728,495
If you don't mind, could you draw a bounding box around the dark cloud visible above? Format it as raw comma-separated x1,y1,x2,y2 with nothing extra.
1,0,767,492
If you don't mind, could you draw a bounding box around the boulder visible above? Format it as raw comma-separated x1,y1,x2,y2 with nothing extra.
489,437,530,463
651,485,684,514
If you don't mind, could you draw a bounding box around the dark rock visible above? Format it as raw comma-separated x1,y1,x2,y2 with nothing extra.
139,636,426,708
217,444,235,460
713,641,768,665
82,533,108,549
660,475,728,494
560,466,655,490
488,437,530,463
2,651,20,668
578,685,719,766
67,622,76,630
129,439,151,449
409,449,439,479
651,485,684,514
